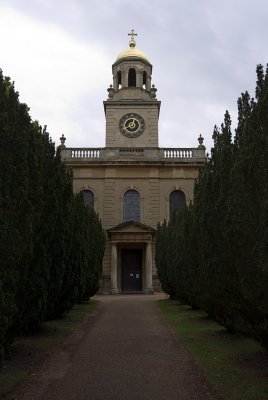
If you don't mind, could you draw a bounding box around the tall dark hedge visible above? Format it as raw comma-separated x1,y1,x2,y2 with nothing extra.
156,64,268,347
0,70,105,363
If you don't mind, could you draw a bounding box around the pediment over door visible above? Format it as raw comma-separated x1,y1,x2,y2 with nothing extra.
107,220,156,243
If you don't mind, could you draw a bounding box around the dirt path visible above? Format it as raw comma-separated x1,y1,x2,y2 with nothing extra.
9,295,217,400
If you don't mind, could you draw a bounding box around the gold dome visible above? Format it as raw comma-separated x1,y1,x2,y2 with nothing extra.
116,39,149,62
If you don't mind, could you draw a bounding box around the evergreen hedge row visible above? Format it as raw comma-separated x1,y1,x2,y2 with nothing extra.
156,64,268,348
0,70,106,363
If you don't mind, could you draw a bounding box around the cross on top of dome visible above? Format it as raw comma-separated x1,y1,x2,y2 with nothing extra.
128,29,137,41
128,29,137,49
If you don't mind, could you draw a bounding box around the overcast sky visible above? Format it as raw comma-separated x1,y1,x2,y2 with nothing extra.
0,0,267,151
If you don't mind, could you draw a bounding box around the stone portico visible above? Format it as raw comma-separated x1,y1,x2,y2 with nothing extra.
107,221,155,294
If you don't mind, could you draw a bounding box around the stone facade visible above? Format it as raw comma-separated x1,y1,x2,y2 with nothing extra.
60,35,206,294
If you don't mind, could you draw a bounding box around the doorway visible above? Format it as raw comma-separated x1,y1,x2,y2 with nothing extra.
121,249,142,292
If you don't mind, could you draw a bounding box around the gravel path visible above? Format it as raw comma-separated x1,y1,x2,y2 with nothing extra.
11,294,217,400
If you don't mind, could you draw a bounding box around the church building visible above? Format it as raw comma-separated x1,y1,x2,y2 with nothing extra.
59,31,206,294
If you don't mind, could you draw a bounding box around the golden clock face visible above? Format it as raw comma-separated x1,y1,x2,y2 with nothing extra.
119,113,145,138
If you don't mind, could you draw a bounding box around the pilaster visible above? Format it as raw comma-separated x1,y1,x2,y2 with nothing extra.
110,243,119,294
145,241,154,294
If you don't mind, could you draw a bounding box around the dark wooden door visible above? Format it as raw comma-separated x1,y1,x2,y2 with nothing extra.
121,249,142,292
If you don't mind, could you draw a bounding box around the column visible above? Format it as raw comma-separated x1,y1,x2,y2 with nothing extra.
146,75,152,91
110,243,119,294
113,75,118,91
145,242,154,294
136,70,142,88
122,67,128,88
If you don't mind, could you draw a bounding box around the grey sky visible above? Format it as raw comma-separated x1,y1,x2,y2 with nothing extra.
0,0,267,151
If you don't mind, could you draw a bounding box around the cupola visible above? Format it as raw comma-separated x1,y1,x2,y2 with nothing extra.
107,30,157,101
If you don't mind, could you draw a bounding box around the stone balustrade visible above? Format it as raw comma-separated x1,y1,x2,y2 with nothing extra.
60,146,206,162
162,148,193,158
71,148,101,158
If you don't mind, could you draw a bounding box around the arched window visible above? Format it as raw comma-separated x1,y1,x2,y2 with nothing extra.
117,71,122,89
128,68,136,87
143,71,147,89
123,190,140,221
169,190,186,218
83,190,94,208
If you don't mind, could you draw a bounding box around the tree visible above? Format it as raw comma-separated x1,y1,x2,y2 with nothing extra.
0,69,106,363
156,64,268,347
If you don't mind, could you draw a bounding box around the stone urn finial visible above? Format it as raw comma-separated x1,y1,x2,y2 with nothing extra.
150,84,157,99
198,134,205,149
59,134,66,150
107,84,115,99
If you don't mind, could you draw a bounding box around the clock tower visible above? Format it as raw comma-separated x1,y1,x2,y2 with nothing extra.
60,31,206,294
104,30,161,148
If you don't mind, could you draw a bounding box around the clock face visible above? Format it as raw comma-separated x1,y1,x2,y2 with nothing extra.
119,113,145,138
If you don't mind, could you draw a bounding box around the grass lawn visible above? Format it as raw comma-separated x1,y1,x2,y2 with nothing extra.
158,299,268,400
0,300,99,397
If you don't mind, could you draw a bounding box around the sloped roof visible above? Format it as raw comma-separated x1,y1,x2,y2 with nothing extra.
107,220,156,235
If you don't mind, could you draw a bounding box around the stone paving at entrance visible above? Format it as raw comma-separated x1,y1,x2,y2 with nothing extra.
11,295,217,400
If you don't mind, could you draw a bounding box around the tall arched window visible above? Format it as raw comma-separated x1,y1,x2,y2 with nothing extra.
117,71,122,89
82,190,94,208
169,190,186,218
143,71,147,89
123,190,140,221
128,68,136,87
